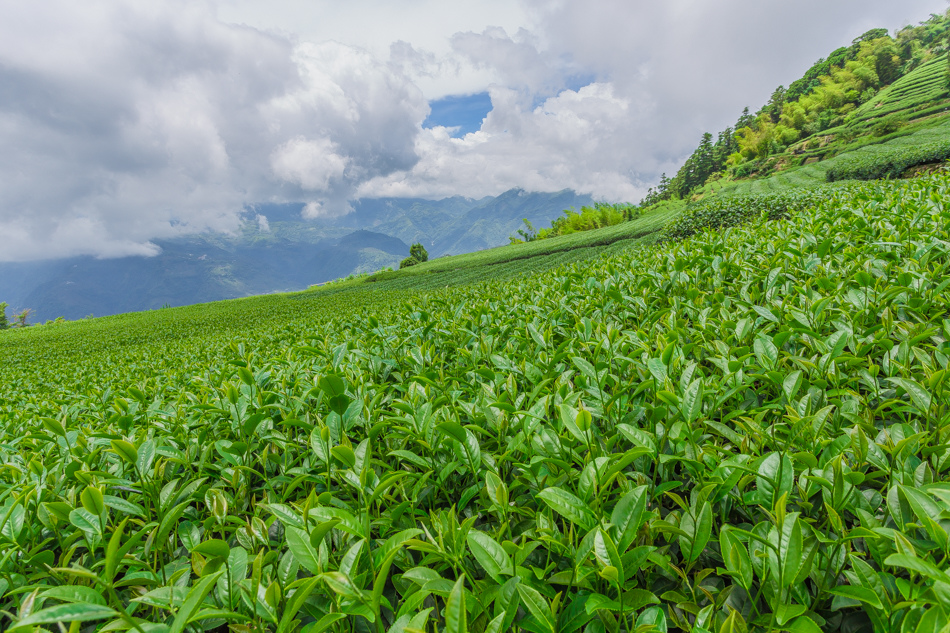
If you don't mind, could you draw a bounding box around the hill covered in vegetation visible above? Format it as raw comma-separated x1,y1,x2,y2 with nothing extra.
2,9,950,633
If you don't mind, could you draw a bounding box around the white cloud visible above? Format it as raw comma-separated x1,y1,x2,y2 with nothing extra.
359,83,645,200
256,214,270,232
270,137,348,191
1,0,948,261
0,0,428,261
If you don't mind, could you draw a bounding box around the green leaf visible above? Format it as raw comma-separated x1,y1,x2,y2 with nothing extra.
757,452,793,506
80,486,105,516
778,513,803,587
678,501,712,564
774,603,806,626
611,485,648,552
8,603,117,631
373,542,407,612
330,445,356,469
277,576,320,633
110,439,138,465
720,528,753,591
827,585,884,610
753,336,778,369
261,503,304,529
593,530,624,582
104,517,128,583
319,571,364,601
885,554,950,585
137,439,156,476
787,616,823,633
306,613,346,633
157,500,190,547
636,606,668,632
69,508,101,537
753,305,779,323
103,495,145,518
485,471,509,509
467,530,512,579
38,586,107,606
437,421,468,443
318,374,347,397
537,487,595,530
516,583,555,633
782,370,803,402
445,577,467,633
169,570,224,633
192,539,230,560
286,526,321,576
682,378,704,423
887,377,933,414
647,358,668,383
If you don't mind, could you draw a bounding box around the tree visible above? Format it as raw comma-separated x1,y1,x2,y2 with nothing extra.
0,302,8,330
763,86,787,123
409,243,429,263
516,219,538,242
852,28,890,47
735,107,755,132
12,308,31,328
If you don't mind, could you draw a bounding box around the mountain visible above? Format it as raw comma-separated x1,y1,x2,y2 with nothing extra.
1,188,592,321
320,189,592,256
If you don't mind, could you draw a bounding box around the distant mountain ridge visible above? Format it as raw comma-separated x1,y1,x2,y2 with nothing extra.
0,188,593,321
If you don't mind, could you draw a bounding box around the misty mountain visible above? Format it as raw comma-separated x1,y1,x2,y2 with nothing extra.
0,188,593,321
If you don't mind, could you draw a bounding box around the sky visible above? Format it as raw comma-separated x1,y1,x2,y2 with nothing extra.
0,0,947,262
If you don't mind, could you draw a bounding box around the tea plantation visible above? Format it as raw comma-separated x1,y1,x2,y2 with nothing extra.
1,169,950,633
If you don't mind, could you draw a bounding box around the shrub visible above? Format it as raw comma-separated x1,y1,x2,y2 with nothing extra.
826,137,950,181
662,187,839,241
409,243,429,263
871,115,904,137
399,256,419,269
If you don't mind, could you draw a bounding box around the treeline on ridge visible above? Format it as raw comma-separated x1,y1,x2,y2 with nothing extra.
641,12,950,206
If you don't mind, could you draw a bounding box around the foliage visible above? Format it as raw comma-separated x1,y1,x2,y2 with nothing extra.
11,308,32,329
872,115,905,137
826,136,950,181
661,187,837,241
1,174,950,632
512,204,642,244
399,256,419,269
0,302,7,330
409,243,429,263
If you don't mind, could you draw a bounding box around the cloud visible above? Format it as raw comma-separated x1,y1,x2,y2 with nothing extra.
0,0,427,261
365,0,949,202
1,0,947,261
359,82,645,200
270,137,348,192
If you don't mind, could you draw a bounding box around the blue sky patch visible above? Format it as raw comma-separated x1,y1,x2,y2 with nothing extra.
423,92,493,137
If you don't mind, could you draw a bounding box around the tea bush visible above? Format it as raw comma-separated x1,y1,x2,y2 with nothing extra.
1,175,950,632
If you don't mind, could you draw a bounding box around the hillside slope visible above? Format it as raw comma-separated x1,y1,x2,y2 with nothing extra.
2,172,949,632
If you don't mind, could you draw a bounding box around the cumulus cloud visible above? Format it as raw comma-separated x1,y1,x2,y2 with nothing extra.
270,137,348,192
0,0,427,261
364,0,947,202
359,82,645,200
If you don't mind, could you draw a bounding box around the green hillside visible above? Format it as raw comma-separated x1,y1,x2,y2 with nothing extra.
4,9,950,633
